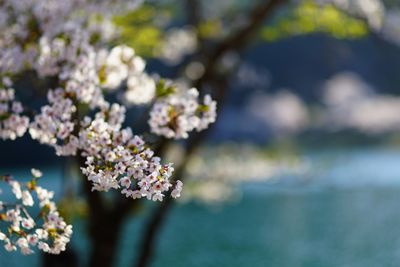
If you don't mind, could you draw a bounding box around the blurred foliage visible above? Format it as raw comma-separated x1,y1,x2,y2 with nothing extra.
261,1,369,41
156,79,176,97
58,197,88,222
198,19,223,39
113,4,170,57
112,1,371,59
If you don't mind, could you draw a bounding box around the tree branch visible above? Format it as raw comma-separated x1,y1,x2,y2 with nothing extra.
185,0,201,28
133,122,212,267
131,1,288,267
195,0,287,88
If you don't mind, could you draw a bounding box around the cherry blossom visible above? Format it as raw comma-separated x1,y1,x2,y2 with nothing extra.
79,107,180,200
0,0,218,256
0,172,72,255
0,80,29,141
149,87,217,139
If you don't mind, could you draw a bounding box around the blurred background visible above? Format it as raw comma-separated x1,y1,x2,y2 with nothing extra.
2,0,400,266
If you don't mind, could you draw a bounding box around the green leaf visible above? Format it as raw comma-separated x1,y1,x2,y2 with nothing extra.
156,79,176,98
261,1,368,42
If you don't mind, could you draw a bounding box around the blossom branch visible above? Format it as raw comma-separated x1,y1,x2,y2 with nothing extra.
0,170,72,255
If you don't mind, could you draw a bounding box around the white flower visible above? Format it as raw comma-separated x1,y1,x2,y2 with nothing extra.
21,246,34,255
161,27,197,65
27,235,39,246
98,45,147,91
171,180,183,199
38,242,50,253
31,168,43,178
21,218,35,229
22,190,34,206
119,177,131,188
4,241,17,252
152,191,164,202
10,181,22,199
108,45,135,65
131,190,142,199
124,73,156,105
36,229,48,240
11,102,23,114
0,232,6,240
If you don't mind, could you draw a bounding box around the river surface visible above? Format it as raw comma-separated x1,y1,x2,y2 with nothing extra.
2,147,400,267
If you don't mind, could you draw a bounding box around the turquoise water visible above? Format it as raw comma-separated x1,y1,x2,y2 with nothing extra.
2,147,400,267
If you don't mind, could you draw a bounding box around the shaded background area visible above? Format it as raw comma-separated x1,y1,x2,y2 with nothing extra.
2,0,400,266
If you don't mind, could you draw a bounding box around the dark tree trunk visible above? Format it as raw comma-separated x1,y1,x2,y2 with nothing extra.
87,214,125,267
134,199,173,267
43,248,79,267
80,154,133,267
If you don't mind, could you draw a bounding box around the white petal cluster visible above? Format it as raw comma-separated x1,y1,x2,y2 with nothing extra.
0,80,29,140
35,37,67,77
149,88,217,139
171,180,183,199
61,48,108,109
198,95,218,131
0,172,72,255
79,107,182,201
28,44,114,156
124,72,156,105
161,27,198,65
29,87,183,200
0,0,195,243
97,45,156,105
29,89,79,156
97,45,145,90
0,0,138,75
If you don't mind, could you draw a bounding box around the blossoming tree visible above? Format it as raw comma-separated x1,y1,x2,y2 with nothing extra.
2,0,388,266
0,0,217,264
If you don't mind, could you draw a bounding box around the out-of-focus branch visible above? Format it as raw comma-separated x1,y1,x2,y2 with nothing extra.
195,0,287,88
133,88,223,267
133,65,231,267
185,0,201,28
132,2,287,266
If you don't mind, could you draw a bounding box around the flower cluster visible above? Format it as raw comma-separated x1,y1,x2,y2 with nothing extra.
79,107,182,201
124,72,156,105
0,0,220,256
0,79,29,140
0,0,217,204
171,180,183,199
0,170,72,255
61,48,108,109
0,0,134,75
98,45,145,89
97,45,156,105
29,89,79,156
149,87,217,139
30,91,182,200
161,27,198,65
